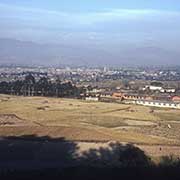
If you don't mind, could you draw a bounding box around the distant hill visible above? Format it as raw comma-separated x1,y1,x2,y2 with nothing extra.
0,38,117,67
0,38,180,67
0,38,90,66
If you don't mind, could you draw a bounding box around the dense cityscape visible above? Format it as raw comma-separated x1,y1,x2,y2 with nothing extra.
1,65,180,83
1,65,180,109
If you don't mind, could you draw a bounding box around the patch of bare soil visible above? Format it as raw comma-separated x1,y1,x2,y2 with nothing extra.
103,107,131,113
133,122,180,140
0,114,34,126
37,106,50,111
78,142,180,157
124,120,157,126
138,145,180,157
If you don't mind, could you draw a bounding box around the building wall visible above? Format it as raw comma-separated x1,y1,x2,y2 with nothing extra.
85,97,99,101
148,86,163,91
112,93,123,99
161,89,176,93
136,100,180,109
112,92,154,101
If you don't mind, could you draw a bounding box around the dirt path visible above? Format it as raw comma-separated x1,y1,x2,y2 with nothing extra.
138,145,180,157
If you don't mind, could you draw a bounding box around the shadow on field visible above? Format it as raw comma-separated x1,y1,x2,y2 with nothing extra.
0,135,78,165
0,135,179,180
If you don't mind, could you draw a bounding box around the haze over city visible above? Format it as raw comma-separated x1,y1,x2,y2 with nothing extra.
0,0,180,66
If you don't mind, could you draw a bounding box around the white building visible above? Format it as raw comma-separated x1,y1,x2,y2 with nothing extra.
143,86,176,93
160,88,176,93
146,85,163,91
135,100,180,109
85,96,99,101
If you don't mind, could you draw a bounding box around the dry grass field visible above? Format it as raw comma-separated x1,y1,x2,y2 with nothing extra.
0,94,180,157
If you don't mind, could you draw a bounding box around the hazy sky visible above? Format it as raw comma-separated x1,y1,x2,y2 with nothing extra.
0,0,180,65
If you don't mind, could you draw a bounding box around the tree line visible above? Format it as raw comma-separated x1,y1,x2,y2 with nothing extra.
0,74,83,97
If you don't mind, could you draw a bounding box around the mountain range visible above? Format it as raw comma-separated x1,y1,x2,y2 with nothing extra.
0,38,179,67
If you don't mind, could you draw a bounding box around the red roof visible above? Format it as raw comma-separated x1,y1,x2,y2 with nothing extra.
172,96,180,101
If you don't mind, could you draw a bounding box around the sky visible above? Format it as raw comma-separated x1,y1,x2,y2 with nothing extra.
0,0,180,66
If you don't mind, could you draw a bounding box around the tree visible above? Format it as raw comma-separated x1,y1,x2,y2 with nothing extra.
36,77,50,96
150,81,163,87
0,81,9,94
22,74,36,96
